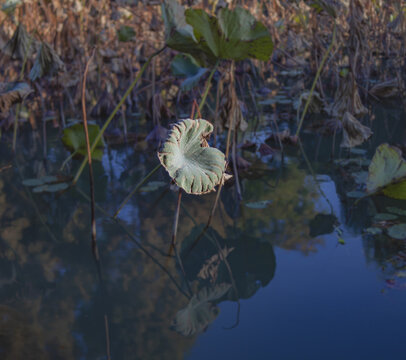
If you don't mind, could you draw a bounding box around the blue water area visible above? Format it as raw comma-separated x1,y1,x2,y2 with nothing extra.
0,104,406,359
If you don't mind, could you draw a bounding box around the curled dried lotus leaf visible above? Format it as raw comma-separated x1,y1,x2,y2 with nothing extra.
158,119,226,195
340,111,372,148
0,82,32,115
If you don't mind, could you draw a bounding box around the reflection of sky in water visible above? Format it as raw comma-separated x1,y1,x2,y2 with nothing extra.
186,176,406,360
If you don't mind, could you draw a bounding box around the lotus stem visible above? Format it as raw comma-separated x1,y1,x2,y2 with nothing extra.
59,150,77,172
12,104,21,152
72,46,166,185
296,22,336,137
81,49,111,360
113,163,162,219
198,60,219,115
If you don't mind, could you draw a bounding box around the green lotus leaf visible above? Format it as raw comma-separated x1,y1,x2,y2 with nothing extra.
158,119,226,195
171,54,208,90
366,144,406,198
161,0,197,51
62,122,105,161
185,6,273,62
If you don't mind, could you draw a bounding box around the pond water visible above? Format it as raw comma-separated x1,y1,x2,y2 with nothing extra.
1,103,406,360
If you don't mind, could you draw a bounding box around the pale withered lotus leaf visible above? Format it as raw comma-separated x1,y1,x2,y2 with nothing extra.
366,143,406,199
158,119,226,195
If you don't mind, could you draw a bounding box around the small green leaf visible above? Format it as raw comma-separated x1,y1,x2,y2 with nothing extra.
338,238,345,245
158,119,226,195
387,224,406,240
62,122,105,161
117,26,136,42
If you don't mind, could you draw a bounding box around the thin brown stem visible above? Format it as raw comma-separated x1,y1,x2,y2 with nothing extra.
81,49,111,360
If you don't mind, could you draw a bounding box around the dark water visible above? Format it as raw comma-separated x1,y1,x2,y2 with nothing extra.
1,103,406,360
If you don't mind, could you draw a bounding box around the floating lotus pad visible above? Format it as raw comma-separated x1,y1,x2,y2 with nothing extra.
158,119,226,195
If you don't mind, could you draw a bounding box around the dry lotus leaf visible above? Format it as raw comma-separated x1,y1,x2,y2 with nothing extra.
158,119,226,195
3,24,35,60
340,111,372,148
327,74,367,118
369,79,399,99
29,42,65,81
0,82,32,116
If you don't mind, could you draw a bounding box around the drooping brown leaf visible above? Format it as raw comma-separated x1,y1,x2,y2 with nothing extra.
369,79,399,99
340,111,372,148
218,70,248,132
0,82,32,117
327,73,367,118
2,24,35,60
29,42,65,81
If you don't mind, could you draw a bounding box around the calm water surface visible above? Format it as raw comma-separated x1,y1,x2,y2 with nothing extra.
1,104,406,359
